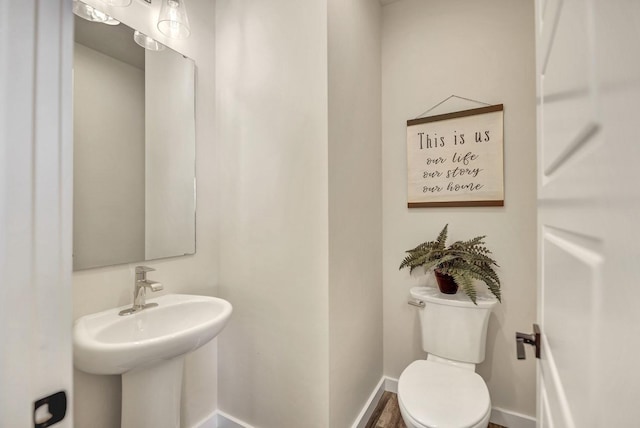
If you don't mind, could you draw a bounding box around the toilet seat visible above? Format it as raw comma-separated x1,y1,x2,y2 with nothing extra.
398,360,491,428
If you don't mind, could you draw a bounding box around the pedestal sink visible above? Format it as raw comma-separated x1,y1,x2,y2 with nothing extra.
73,294,232,428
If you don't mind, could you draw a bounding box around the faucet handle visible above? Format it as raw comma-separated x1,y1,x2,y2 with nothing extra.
135,266,155,274
135,266,156,282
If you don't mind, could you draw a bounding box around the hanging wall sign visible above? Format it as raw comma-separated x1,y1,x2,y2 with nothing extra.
406,104,504,208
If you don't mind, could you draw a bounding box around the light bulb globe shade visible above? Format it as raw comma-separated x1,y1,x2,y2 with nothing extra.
73,0,108,23
157,0,191,39
104,17,121,25
134,31,166,51
104,0,132,5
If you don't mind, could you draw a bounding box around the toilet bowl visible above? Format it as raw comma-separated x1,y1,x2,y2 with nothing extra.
398,359,491,428
398,286,497,428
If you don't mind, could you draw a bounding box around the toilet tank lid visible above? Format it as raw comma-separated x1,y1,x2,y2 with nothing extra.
410,286,498,309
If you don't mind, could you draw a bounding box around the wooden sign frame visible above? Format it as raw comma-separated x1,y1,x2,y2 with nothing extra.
406,104,504,208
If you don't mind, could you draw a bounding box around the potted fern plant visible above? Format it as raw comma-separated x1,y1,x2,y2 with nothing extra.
399,224,501,305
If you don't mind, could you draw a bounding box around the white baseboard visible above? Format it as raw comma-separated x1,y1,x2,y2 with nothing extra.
192,411,217,428
352,377,386,428
384,377,399,393
216,411,256,428
490,407,536,428
197,378,536,428
204,379,389,428
193,410,255,428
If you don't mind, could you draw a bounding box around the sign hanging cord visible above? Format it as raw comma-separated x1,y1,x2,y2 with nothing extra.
415,95,492,119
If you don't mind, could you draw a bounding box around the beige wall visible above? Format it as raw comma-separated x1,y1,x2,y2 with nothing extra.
328,0,383,427
215,0,330,426
72,1,217,427
381,0,537,418
216,0,385,426
73,43,145,270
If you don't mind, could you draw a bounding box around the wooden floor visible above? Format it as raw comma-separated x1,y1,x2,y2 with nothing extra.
365,391,506,428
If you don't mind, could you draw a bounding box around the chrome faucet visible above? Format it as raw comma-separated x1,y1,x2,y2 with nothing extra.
119,266,163,316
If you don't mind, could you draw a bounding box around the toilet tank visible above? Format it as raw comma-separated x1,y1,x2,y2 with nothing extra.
410,286,498,364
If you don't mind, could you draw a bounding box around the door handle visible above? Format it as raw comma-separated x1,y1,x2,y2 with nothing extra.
516,324,541,360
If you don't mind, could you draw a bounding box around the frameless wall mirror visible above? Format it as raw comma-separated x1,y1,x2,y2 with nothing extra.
73,15,196,271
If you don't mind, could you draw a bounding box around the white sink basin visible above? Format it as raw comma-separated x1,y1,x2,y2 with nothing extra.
73,294,232,375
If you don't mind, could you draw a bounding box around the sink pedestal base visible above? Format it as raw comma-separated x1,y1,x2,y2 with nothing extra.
121,356,185,428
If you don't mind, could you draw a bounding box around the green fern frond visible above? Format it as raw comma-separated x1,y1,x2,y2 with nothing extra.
448,271,477,304
398,224,501,304
408,240,437,253
485,279,502,302
435,224,448,251
460,236,485,247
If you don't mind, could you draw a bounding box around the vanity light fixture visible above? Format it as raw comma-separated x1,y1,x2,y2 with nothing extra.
73,0,120,25
72,0,109,23
133,30,166,51
157,0,191,39
104,0,132,5
104,17,121,25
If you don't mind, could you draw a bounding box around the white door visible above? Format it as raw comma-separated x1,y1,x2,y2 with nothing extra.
536,0,640,426
0,0,74,426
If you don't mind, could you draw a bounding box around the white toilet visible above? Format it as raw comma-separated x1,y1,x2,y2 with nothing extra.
398,286,498,428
